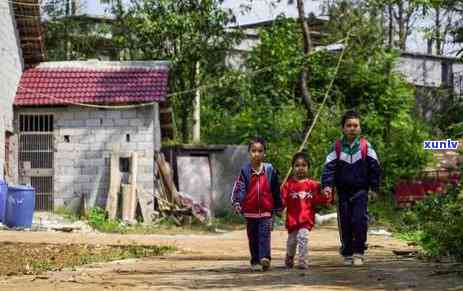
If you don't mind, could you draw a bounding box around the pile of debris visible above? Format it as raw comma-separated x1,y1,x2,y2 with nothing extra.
104,150,211,226
32,212,94,233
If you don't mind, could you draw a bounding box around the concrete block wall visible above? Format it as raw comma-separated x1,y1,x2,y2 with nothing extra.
210,145,248,215
0,3,23,178
16,105,159,211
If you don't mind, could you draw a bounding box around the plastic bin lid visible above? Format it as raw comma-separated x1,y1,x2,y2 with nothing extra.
7,184,35,191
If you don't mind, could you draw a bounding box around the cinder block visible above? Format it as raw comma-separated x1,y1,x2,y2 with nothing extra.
81,167,97,175
122,110,137,118
74,111,90,120
106,111,121,119
136,142,153,151
114,118,129,126
102,119,114,127
86,119,100,127
62,111,74,120
68,120,85,127
129,119,143,127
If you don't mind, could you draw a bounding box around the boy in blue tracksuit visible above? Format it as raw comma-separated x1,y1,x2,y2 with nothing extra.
321,110,381,266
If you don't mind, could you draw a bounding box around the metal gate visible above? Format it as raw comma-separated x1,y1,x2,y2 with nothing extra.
19,114,54,211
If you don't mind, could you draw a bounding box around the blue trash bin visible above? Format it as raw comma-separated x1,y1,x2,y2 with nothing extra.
5,185,35,228
0,180,7,222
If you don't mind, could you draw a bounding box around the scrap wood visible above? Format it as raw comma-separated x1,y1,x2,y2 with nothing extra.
121,184,136,224
136,187,158,224
393,249,418,256
155,152,178,203
176,192,211,223
52,226,81,233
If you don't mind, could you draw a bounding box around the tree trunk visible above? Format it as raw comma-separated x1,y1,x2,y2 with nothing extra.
388,4,393,48
296,0,315,126
435,7,442,55
181,103,189,143
427,38,433,54
177,75,189,143
398,3,406,50
192,62,201,143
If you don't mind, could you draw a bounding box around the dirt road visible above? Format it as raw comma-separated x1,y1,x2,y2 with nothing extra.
0,225,462,291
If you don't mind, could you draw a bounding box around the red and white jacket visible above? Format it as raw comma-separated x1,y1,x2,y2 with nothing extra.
281,178,332,232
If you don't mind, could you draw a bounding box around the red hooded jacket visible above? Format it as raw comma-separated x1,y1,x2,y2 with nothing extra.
281,178,331,232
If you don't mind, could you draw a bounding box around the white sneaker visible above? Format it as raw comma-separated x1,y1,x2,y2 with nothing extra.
250,264,260,271
343,256,353,266
260,258,271,271
352,254,364,266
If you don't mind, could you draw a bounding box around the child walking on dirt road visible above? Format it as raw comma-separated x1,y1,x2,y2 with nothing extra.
281,151,332,269
231,137,282,271
321,110,381,266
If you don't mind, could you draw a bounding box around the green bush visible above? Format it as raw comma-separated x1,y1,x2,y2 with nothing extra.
87,207,127,233
404,165,463,261
414,189,463,260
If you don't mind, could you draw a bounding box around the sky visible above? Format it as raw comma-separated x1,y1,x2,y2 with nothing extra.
76,0,461,56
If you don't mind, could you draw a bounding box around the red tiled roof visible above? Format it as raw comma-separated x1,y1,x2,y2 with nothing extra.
15,66,169,106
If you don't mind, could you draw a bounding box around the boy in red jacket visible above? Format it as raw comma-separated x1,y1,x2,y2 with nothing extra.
281,152,331,269
231,137,282,271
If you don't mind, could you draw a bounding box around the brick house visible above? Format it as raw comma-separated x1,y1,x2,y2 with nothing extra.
14,60,169,211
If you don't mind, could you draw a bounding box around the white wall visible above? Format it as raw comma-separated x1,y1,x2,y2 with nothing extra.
0,3,23,178
395,55,443,87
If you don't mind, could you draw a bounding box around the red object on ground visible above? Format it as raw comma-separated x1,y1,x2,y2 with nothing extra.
394,171,460,207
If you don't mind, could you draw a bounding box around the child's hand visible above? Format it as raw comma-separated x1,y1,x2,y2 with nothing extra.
233,203,242,214
322,186,333,196
368,190,378,201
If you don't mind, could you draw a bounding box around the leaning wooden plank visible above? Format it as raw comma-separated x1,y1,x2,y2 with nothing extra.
106,150,120,220
121,184,134,223
127,152,138,221
154,153,169,202
156,153,178,203
21,161,32,186
136,187,157,224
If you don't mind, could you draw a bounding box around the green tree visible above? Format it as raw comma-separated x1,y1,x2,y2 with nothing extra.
203,2,432,192
123,0,242,143
43,0,120,60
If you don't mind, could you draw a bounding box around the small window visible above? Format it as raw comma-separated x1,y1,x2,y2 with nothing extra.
120,157,130,173
64,135,70,143
126,134,130,142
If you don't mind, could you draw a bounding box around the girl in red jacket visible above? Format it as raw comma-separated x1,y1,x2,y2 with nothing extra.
281,152,331,269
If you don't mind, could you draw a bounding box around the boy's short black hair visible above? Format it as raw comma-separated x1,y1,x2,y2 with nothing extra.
248,137,267,152
292,151,310,167
341,110,361,127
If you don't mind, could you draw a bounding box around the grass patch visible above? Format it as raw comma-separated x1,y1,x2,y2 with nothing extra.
0,242,176,275
368,195,402,229
85,207,246,235
87,207,127,233
54,207,80,222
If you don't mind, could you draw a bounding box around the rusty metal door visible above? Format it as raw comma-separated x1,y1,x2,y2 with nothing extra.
18,114,54,211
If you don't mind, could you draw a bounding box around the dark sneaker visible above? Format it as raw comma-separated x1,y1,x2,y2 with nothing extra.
297,261,309,270
285,255,294,268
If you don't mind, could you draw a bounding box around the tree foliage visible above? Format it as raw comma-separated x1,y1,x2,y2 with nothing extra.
202,2,432,192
